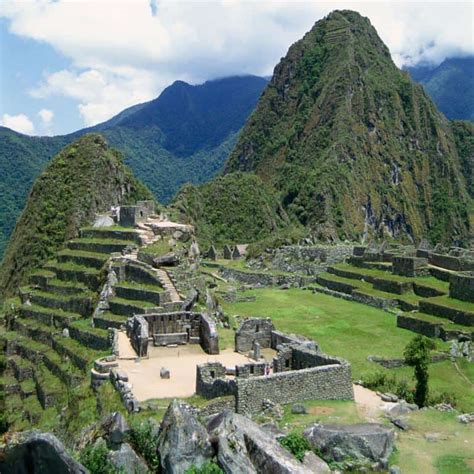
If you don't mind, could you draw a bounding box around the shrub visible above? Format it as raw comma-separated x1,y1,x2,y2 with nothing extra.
79,440,114,474
128,419,160,472
185,461,224,474
279,432,311,462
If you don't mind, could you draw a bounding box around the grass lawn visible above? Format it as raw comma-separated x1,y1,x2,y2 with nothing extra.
221,288,474,411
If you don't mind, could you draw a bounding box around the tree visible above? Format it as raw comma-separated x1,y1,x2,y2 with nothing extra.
404,335,436,407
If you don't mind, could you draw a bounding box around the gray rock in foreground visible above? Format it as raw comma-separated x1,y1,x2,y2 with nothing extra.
303,423,395,468
157,399,214,474
207,410,327,473
0,430,88,474
108,442,148,474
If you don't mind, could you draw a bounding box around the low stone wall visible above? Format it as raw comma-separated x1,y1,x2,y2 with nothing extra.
392,256,428,277
220,267,313,288
68,326,110,351
413,283,446,298
8,358,33,382
397,314,442,338
429,253,474,272
271,330,317,351
235,318,274,352
110,369,140,412
198,396,235,417
113,260,162,287
419,301,474,326
235,362,266,378
115,285,165,305
235,362,353,415
449,272,474,303
351,290,398,310
316,276,356,295
196,362,236,399
153,332,187,346
373,278,413,295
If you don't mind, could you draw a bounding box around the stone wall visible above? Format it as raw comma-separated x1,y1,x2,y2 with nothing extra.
199,313,219,355
235,362,266,378
373,278,413,295
419,301,474,326
196,362,236,399
392,256,428,277
235,362,353,415
119,200,154,227
126,316,149,357
449,272,474,303
220,267,314,288
429,253,474,272
235,318,274,352
271,330,317,351
397,314,442,338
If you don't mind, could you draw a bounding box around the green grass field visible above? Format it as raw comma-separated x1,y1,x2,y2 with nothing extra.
221,288,473,411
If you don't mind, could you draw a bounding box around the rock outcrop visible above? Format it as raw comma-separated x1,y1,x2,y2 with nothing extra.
157,399,214,473
207,410,327,473
303,423,395,469
0,430,88,474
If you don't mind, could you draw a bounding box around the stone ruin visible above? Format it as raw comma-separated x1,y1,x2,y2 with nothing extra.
196,318,354,415
119,200,155,227
126,311,219,358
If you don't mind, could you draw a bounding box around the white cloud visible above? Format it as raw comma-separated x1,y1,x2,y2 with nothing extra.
1,1,472,126
1,113,35,135
38,108,54,124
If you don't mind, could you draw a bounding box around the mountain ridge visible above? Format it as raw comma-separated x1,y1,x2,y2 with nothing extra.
224,10,471,244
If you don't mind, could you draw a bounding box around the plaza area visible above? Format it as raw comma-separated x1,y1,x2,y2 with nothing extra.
117,335,275,401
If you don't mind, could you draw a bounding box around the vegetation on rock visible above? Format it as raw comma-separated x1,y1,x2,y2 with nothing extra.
0,133,153,297
0,76,267,259
172,172,290,247
225,10,471,244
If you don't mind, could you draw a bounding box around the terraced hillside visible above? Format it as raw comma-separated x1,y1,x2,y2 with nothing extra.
0,223,182,433
316,262,474,341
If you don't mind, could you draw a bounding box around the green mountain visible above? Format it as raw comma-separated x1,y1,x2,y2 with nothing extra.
0,134,153,296
172,172,289,247
407,57,474,121
225,10,471,245
0,75,267,259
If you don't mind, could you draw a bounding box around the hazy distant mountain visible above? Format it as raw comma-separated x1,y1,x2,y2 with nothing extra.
0,75,268,259
407,57,474,121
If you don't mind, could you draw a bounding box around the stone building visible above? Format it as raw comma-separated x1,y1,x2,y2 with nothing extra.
232,245,248,260
223,245,233,260
119,200,155,227
196,318,353,415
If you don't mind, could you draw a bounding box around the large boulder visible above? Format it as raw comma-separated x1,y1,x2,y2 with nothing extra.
303,423,395,469
0,430,88,474
101,412,130,447
157,399,214,473
207,410,324,474
108,443,148,474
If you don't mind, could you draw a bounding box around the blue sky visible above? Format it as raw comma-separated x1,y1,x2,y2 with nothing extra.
0,1,472,137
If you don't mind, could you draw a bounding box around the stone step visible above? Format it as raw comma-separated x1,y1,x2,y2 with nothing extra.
114,284,166,305
28,270,56,290
57,249,109,270
23,289,93,317
80,227,142,244
68,320,110,351
52,335,103,372
397,312,474,340
68,238,134,254
33,363,65,409
94,312,128,330
46,278,89,296
108,297,160,317
44,261,100,291
19,304,82,328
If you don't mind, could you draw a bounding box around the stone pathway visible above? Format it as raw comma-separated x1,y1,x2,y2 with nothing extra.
117,331,138,360
155,268,181,303
353,385,386,422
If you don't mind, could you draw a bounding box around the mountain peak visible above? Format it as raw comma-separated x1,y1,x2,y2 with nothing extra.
225,10,470,244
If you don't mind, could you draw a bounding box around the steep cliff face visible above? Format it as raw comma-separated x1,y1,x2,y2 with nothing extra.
226,10,471,244
0,134,154,296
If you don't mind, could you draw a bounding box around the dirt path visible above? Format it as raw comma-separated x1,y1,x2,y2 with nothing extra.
353,384,386,422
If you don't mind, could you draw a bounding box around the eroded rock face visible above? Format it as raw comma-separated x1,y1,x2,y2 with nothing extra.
0,430,87,474
303,423,395,468
157,399,214,473
207,410,322,474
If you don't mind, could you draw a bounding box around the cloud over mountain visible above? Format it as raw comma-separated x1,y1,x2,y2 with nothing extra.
1,0,472,126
